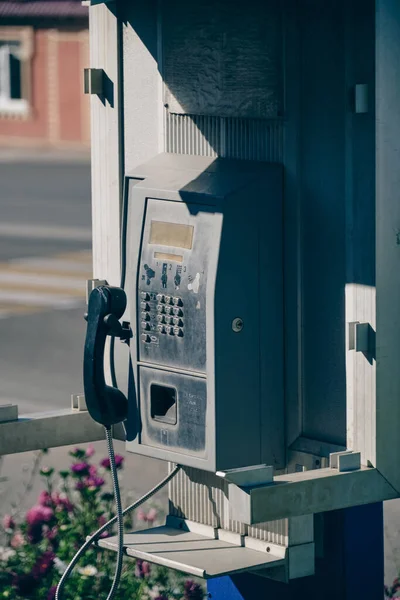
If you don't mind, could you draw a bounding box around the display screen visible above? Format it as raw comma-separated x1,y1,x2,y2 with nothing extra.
149,221,194,249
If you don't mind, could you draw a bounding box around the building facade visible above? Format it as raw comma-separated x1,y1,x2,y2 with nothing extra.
0,1,89,148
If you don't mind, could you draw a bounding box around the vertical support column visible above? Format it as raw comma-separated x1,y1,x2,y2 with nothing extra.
89,1,122,286
208,503,384,600
375,0,400,492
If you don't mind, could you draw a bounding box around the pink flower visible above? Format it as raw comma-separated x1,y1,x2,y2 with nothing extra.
52,492,74,513
44,526,58,541
38,490,52,506
26,505,53,526
146,508,157,524
89,464,98,477
98,514,109,538
137,507,158,524
87,476,105,489
86,444,95,458
10,531,25,548
183,580,204,600
135,559,151,579
3,514,15,530
100,454,124,470
137,508,146,522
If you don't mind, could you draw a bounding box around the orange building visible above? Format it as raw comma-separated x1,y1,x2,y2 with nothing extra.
0,1,89,149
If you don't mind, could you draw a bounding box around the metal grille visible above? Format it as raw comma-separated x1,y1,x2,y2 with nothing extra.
169,467,247,535
165,112,283,162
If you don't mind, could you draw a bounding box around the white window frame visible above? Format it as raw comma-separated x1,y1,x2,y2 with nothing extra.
0,27,33,118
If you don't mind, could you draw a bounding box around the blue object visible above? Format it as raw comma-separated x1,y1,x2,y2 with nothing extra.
208,503,384,600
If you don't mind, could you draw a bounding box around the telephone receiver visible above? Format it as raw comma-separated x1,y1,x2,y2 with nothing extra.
83,285,130,428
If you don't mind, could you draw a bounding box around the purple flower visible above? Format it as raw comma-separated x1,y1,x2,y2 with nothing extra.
44,525,58,541
2,514,15,530
87,476,105,489
52,492,74,513
155,596,169,600
27,523,44,544
100,454,124,470
12,573,38,595
86,444,95,458
38,490,52,506
71,462,90,476
135,559,151,579
32,550,55,579
26,505,53,526
47,586,57,600
75,481,87,491
184,580,204,600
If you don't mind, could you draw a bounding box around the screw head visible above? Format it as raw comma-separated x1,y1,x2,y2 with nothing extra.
232,317,244,333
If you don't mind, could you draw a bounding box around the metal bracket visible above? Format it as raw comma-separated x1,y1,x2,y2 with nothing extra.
0,404,18,423
348,321,374,353
330,450,361,472
216,464,274,486
228,466,398,525
71,394,87,412
84,68,104,95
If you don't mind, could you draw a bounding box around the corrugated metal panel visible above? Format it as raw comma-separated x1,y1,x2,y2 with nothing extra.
169,468,291,542
248,520,288,545
169,467,248,535
165,112,283,162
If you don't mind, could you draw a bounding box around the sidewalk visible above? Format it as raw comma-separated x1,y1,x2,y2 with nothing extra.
0,146,91,164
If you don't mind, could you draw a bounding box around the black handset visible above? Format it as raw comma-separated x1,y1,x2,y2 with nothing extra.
83,285,130,428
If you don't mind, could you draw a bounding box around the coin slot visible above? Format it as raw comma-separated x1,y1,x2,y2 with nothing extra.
150,384,177,425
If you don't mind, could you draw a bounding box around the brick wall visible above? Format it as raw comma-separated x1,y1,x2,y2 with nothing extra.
0,27,89,148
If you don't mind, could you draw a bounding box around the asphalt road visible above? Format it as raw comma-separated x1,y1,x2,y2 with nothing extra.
0,158,91,412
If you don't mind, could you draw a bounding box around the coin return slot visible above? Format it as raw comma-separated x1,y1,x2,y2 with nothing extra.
150,384,177,425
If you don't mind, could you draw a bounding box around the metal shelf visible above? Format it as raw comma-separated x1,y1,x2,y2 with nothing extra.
98,523,285,579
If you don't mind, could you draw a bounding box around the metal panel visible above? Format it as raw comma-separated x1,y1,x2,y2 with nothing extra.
162,0,282,119
299,0,346,445
165,112,283,162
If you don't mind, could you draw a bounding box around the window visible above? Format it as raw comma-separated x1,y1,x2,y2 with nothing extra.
0,28,33,116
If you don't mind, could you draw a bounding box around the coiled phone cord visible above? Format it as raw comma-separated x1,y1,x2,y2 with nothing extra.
55,430,182,600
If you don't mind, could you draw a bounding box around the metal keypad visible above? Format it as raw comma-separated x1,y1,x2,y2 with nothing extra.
155,294,184,338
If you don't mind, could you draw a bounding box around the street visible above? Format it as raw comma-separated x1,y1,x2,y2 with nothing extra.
0,158,91,412
0,152,167,527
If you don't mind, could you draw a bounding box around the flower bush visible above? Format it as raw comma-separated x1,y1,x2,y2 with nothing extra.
0,447,205,600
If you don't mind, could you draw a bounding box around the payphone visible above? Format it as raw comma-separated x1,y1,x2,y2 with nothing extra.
124,153,284,472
